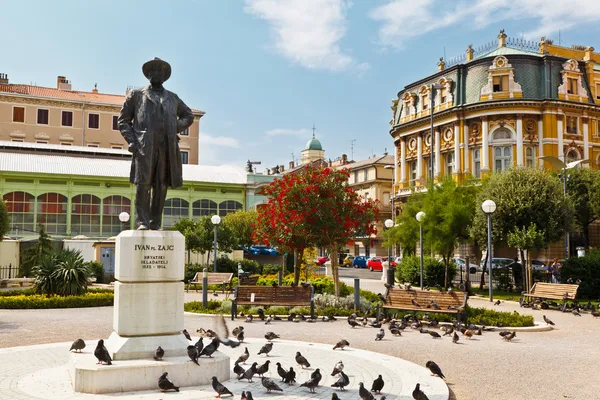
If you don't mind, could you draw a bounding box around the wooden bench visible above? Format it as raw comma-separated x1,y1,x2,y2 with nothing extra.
0,278,35,288
381,287,468,321
231,285,314,320
239,275,259,285
186,272,233,293
522,282,579,302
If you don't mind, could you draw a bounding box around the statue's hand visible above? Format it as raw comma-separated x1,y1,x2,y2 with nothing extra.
128,143,138,154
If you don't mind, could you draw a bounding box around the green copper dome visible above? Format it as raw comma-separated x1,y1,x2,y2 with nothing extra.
305,134,323,151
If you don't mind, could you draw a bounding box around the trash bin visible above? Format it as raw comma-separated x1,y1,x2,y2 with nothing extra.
577,246,585,257
387,267,395,286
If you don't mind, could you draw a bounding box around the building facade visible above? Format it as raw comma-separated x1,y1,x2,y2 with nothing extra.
389,30,600,259
0,74,204,164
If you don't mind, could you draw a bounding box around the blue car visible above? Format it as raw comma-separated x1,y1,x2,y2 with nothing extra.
352,256,368,268
248,245,279,256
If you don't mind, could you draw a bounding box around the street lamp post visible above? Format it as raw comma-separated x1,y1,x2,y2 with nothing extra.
119,212,130,232
211,215,221,272
481,199,497,302
416,211,426,290
384,219,394,286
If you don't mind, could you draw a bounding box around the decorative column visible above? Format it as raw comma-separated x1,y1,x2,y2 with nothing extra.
481,117,489,171
516,114,524,167
538,117,544,167
453,122,460,174
434,129,441,178
557,110,564,160
416,134,423,181
583,116,590,162
464,123,470,174
400,138,407,183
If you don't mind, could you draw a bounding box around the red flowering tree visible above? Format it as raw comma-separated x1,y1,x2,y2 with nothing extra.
255,165,379,295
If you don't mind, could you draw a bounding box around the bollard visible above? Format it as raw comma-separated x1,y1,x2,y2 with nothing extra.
354,278,360,311
278,270,282,286
202,268,208,308
387,267,395,287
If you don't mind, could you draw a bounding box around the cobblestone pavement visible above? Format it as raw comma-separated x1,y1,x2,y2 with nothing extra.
1,286,600,399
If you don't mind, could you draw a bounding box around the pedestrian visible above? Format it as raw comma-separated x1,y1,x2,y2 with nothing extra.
545,262,554,283
551,258,562,283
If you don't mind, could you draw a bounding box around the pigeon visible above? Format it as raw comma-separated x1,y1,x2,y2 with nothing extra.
452,332,459,343
428,319,439,328
256,360,271,377
276,362,287,381
212,376,234,397
265,316,272,325
412,383,429,400
200,338,220,358
333,339,350,350
543,315,555,326
182,329,192,341
503,331,516,341
592,311,600,318
245,314,253,323
237,331,245,343
261,377,283,393
187,345,200,365
257,308,265,321
494,300,501,306
359,382,375,400
295,351,311,368
390,327,402,336
243,391,255,400
428,331,441,339
194,337,204,354
375,328,385,341
239,362,258,382
311,368,322,385
348,319,359,328
463,329,473,339
236,347,250,364
70,338,86,353
371,375,384,394
572,309,581,316
332,393,341,400
153,346,164,361
284,367,297,384
234,362,246,378
331,360,344,376
411,299,421,307
265,332,280,341
300,377,319,393
442,326,454,336
94,339,112,365
258,342,273,356
331,371,350,391
232,326,243,336
158,372,179,392
499,331,512,337
425,361,445,379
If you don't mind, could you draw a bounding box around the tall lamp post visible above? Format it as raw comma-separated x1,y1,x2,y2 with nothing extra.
416,211,426,290
481,199,496,302
384,219,394,286
119,212,130,232
211,215,221,272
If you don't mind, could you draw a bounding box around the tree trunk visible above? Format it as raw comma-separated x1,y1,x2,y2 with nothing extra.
443,255,449,290
519,248,526,293
479,251,488,291
330,245,340,297
293,249,302,285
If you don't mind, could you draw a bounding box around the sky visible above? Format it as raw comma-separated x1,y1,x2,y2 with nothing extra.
3,0,600,172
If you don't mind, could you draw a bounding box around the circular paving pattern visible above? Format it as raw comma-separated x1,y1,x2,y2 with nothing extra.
9,338,448,400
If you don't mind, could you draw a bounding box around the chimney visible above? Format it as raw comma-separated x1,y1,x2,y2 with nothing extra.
289,161,295,169
92,83,98,94
497,29,507,48
57,76,72,91
466,44,474,62
437,57,445,71
0,73,8,84
279,165,284,172
342,154,347,164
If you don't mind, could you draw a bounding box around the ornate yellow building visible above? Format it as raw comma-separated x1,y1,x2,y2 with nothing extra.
390,30,600,198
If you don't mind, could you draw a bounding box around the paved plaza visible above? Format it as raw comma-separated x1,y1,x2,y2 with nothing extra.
0,280,599,400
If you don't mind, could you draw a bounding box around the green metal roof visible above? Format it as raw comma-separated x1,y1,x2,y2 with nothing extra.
474,46,541,60
305,135,323,151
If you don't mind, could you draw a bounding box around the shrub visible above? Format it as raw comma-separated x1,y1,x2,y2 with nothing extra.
561,250,600,299
262,264,284,275
395,256,457,287
185,264,206,283
52,249,91,296
266,306,288,315
0,292,113,309
86,261,104,284
184,301,221,314
465,306,534,327
33,254,57,295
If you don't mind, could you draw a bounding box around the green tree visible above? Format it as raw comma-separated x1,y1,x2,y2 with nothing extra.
171,217,235,267
172,219,203,261
471,168,573,291
0,199,8,241
222,210,258,248
565,167,600,247
20,224,53,277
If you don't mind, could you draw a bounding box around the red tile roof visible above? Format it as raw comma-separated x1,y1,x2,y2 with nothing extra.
0,84,204,115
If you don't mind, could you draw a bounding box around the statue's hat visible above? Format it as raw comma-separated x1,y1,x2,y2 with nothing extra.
142,57,171,82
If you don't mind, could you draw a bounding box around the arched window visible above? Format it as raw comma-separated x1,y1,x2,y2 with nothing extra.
71,194,101,236
163,198,189,227
102,195,131,236
473,148,481,178
192,199,217,217
218,200,243,216
445,153,455,176
3,192,35,234
36,193,67,234
493,128,511,141
566,149,580,164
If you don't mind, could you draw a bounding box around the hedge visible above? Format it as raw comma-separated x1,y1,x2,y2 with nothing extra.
561,250,600,299
0,287,113,297
0,292,114,309
395,256,457,287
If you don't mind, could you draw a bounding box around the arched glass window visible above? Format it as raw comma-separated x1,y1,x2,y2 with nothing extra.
36,193,67,234
102,195,131,236
566,149,580,164
3,192,35,234
163,198,189,228
493,128,512,141
71,194,101,236
218,200,243,216
192,199,217,217
446,153,455,176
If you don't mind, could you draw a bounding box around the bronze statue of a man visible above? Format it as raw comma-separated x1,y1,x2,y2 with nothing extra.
118,58,194,230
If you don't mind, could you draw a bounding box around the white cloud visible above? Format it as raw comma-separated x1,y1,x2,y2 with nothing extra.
199,133,240,148
244,0,364,71
266,128,312,136
370,0,600,49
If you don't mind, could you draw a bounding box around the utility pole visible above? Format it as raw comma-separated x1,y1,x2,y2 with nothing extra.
350,139,356,161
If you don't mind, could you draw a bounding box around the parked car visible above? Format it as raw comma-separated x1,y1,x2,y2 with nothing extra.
317,256,329,265
367,257,383,272
248,245,279,256
353,256,368,268
479,257,515,271
451,257,480,274
343,255,355,267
